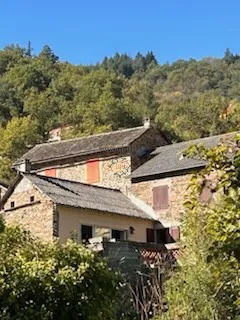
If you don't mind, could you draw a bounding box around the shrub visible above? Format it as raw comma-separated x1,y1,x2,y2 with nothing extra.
0,223,120,320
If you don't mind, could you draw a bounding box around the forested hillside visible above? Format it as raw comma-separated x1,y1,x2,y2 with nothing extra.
0,44,240,181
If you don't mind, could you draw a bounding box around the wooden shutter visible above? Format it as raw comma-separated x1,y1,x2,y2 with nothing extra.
169,226,180,242
87,159,100,183
146,228,155,243
45,168,56,177
153,185,169,210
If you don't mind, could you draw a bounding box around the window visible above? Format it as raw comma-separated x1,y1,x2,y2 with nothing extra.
146,228,155,243
87,159,100,183
156,229,167,244
153,185,169,210
30,196,35,203
81,225,93,243
95,227,111,239
10,201,15,208
156,227,180,244
45,168,56,177
112,229,126,240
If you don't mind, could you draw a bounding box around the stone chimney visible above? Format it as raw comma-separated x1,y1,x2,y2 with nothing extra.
143,117,151,128
17,159,31,173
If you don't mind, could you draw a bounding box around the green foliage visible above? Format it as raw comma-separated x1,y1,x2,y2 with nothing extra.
0,45,26,75
0,117,41,181
1,44,240,183
156,137,240,320
0,223,120,320
223,48,240,65
155,91,238,141
38,45,59,63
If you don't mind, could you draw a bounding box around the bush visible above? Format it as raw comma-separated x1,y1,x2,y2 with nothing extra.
155,136,240,320
0,224,120,320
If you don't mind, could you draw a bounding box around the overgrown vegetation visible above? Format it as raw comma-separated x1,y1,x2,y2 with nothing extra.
155,135,240,320
1,45,240,181
0,220,120,320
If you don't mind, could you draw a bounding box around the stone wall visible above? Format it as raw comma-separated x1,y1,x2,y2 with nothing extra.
98,156,131,191
2,177,54,242
39,155,132,192
130,127,168,171
56,161,86,182
131,173,192,223
35,126,167,191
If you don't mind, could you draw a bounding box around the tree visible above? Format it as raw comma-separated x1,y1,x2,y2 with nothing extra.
156,135,240,320
23,88,61,136
133,53,146,72
155,92,232,141
0,221,120,319
145,51,158,67
123,78,158,125
223,48,240,65
0,117,41,182
26,40,33,57
60,69,130,137
39,45,59,63
0,78,23,125
0,45,26,75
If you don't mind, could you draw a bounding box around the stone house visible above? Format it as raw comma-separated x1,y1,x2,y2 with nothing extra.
4,125,232,248
13,121,168,191
131,133,234,243
0,173,164,244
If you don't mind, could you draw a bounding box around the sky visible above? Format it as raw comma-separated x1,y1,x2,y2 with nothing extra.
0,0,240,65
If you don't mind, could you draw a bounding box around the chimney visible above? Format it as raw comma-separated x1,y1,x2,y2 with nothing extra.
143,117,151,128
18,159,31,173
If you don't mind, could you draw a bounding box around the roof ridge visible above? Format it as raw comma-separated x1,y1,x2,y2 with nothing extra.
34,125,146,147
25,173,121,192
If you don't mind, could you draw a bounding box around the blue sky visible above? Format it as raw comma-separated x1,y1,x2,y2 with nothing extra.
0,0,240,65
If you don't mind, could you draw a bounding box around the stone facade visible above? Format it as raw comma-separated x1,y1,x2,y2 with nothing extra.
56,161,86,182
130,127,167,171
98,156,131,191
38,155,131,191
2,177,54,242
131,173,192,223
1,176,156,244
37,126,167,191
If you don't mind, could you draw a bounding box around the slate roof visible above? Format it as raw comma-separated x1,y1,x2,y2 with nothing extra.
24,174,154,220
132,132,236,179
14,126,150,166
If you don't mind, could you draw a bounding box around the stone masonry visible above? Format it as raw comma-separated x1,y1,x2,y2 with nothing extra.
131,173,192,222
38,155,132,191
2,177,54,242
37,126,167,192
